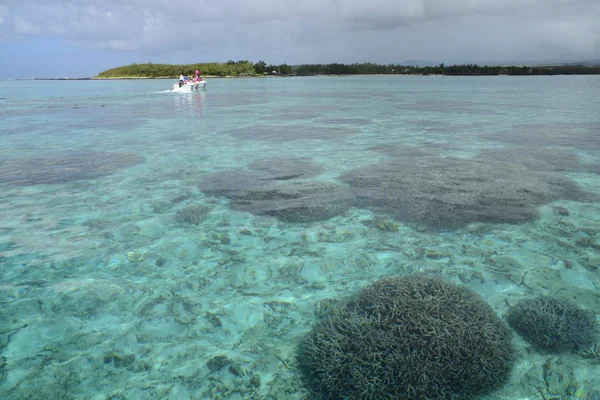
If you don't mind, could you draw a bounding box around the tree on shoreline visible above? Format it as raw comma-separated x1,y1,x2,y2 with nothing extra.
253,60,267,74
97,61,600,78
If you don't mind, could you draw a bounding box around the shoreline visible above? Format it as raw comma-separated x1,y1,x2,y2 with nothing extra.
89,73,596,80
92,75,226,80
3,73,598,81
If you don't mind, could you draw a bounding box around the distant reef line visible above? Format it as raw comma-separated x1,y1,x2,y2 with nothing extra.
96,61,600,78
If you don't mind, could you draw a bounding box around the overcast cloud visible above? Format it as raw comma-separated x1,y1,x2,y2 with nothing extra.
0,0,599,77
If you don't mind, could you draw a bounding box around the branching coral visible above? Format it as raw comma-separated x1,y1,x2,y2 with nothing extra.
507,296,599,353
175,204,210,225
298,275,515,399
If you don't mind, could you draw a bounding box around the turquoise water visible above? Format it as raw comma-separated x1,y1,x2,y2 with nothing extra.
1,76,600,399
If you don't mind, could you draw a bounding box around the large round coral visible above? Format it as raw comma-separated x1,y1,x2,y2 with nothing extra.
507,296,598,353
298,275,515,399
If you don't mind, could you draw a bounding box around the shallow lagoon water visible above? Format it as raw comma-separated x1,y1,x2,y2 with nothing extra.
1,76,600,399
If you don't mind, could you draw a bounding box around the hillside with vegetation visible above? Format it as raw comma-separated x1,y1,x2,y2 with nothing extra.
96,61,291,78
96,60,600,78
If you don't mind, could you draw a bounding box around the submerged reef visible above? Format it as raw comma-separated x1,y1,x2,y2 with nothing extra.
479,146,600,174
200,151,594,227
341,156,591,228
369,143,462,159
200,158,325,198
298,275,515,400
507,296,599,353
487,122,600,149
175,204,210,225
246,157,325,181
199,158,353,222
232,181,352,223
0,151,145,186
224,124,360,142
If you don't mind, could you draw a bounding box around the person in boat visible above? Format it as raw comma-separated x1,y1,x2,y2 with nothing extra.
179,73,184,87
195,69,200,81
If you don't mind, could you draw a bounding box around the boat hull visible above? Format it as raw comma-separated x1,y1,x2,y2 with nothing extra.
172,81,207,92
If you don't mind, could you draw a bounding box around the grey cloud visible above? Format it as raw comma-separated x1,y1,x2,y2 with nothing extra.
1,0,599,63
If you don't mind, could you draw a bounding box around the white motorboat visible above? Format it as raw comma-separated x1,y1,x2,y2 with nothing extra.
172,80,207,92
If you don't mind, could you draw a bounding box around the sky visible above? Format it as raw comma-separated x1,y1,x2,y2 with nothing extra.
0,0,599,78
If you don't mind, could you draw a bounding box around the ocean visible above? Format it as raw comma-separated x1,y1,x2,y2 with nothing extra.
1,76,600,399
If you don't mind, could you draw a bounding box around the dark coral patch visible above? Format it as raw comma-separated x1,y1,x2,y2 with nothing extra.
341,156,591,228
369,143,461,159
231,181,353,223
224,124,359,142
200,170,274,199
0,151,145,186
175,204,210,225
487,122,600,149
247,157,325,181
199,158,351,223
479,146,591,173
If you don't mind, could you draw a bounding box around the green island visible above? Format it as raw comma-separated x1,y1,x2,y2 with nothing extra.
96,60,600,78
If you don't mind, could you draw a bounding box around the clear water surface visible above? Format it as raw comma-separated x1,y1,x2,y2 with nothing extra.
1,76,600,399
